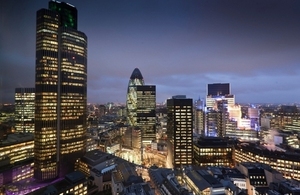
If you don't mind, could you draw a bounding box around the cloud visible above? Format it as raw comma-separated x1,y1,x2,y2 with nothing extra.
1,0,300,104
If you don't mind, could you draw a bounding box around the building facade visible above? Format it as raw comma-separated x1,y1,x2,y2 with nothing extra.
34,1,87,180
136,85,156,144
234,142,300,180
14,88,35,133
126,68,156,145
167,95,193,168
193,137,233,167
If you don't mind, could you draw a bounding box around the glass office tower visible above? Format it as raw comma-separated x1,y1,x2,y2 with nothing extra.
15,88,35,133
136,85,156,144
126,68,145,126
126,68,156,145
34,1,87,181
207,83,230,96
167,95,193,168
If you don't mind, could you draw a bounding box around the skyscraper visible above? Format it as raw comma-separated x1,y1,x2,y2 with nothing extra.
207,83,230,96
206,83,235,108
195,98,205,135
167,95,193,168
34,1,87,181
127,68,144,127
136,85,156,144
126,68,156,145
15,88,35,133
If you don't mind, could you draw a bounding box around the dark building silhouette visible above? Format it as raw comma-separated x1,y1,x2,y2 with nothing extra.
34,1,87,181
167,95,193,168
207,83,230,96
193,137,233,167
136,85,156,144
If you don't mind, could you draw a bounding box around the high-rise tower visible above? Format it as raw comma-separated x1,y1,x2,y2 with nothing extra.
167,95,193,168
126,68,156,146
206,83,235,108
15,88,35,133
126,68,144,126
34,1,87,181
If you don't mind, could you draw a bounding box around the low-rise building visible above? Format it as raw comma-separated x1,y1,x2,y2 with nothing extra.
193,137,233,167
149,166,191,195
185,169,225,195
30,171,88,195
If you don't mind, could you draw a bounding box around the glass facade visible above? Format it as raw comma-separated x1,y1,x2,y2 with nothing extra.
34,2,87,181
0,136,34,165
167,96,193,168
136,85,156,143
15,88,35,133
126,68,144,127
207,83,230,96
234,143,300,180
49,1,77,29
126,68,156,144
193,137,233,167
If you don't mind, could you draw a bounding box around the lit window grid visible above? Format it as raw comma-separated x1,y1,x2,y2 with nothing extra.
58,182,87,195
193,144,233,167
0,141,34,164
15,90,35,133
173,106,193,166
34,9,87,180
234,148,300,180
12,162,34,183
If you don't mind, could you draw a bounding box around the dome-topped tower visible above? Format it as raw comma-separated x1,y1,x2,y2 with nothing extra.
126,68,156,163
130,68,143,80
126,68,144,126
128,68,144,87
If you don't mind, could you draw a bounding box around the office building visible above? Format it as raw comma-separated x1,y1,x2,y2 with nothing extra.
236,162,283,195
0,133,34,186
149,166,191,195
14,88,35,133
136,85,156,144
111,161,152,195
167,95,193,168
206,108,228,137
126,68,156,145
31,171,88,195
194,98,205,135
185,169,225,195
206,83,234,109
0,133,34,165
123,126,141,149
273,105,300,129
234,142,300,180
34,1,87,180
207,83,230,96
126,68,144,126
193,137,233,167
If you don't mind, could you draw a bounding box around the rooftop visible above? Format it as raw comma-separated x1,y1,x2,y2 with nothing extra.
1,133,34,146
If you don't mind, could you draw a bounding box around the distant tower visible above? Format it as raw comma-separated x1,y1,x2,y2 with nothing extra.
34,1,87,181
126,68,156,145
205,83,233,137
167,95,193,168
206,83,235,108
126,68,144,126
15,88,35,133
194,98,205,136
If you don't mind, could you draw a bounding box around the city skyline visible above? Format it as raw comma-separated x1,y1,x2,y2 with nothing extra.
1,0,300,104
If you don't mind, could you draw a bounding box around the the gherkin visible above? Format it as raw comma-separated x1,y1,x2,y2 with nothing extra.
127,68,144,126
126,68,156,147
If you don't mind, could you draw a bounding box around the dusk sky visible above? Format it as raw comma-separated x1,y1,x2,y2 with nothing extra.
1,0,300,104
